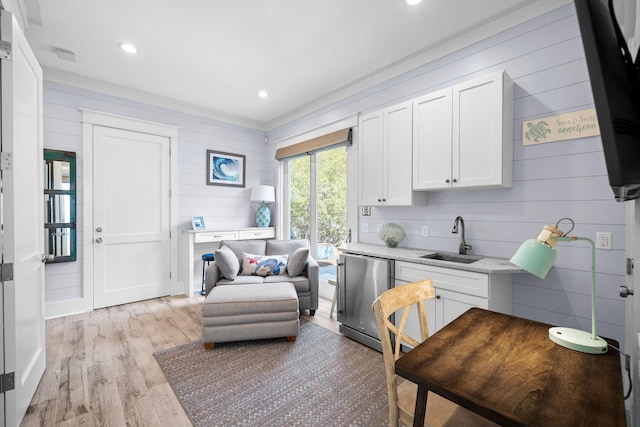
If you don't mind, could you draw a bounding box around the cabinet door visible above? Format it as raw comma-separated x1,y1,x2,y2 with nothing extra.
436,288,487,331
359,110,384,205
383,101,414,205
413,88,453,190
453,71,507,188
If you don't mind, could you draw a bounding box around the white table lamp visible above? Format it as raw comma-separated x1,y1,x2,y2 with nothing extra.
250,185,275,227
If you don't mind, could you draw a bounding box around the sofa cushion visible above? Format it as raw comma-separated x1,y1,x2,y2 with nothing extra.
287,247,309,277
216,276,264,285
241,252,288,277
214,245,240,280
264,275,310,293
220,240,266,273
266,239,309,257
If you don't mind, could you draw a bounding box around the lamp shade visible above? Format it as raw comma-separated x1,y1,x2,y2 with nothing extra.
510,238,557,279
250,185,275,203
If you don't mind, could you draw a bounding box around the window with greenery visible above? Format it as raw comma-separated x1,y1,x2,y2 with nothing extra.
288,146,347,249
44,149,76,263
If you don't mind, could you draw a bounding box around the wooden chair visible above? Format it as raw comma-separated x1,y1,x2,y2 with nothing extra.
372,279,498,427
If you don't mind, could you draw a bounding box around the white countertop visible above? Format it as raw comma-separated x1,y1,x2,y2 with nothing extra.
339,243,523,274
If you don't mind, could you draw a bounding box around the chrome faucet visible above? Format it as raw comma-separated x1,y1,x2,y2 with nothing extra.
452,216,472,255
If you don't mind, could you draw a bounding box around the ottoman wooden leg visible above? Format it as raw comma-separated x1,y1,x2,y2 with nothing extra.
204,342,215,350
286,336,297,343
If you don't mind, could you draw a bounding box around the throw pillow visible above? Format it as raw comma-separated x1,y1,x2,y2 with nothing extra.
242,252,288,277
215,245,240,280
287,247,309,277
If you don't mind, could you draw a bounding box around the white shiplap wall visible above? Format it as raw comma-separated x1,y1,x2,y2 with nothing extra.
268,4,628,346
42,81,271,312
42,3,628,347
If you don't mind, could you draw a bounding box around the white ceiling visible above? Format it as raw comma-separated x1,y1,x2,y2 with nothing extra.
18,0,569,130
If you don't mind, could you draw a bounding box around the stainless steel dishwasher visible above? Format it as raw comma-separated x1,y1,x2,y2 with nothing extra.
337,253,394,351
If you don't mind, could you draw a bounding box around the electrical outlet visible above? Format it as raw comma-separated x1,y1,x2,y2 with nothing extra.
361,206,371,216
596,232,612,250
421,226,429,237
360,223,369,233
377,224,383,233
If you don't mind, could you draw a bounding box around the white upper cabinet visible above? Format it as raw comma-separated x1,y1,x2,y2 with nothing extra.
412,88,453,190
359,110,384,205
413,70,513,190
359,101,427,206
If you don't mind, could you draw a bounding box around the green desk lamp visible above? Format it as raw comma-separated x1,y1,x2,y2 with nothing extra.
510,217,607,354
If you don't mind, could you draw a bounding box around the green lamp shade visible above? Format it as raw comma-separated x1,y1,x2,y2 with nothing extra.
510,239,557,279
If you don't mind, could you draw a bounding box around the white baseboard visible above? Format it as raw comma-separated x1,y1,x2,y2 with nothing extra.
45,297,90,319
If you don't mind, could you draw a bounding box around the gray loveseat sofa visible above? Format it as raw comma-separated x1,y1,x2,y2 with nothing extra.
205,239,319,315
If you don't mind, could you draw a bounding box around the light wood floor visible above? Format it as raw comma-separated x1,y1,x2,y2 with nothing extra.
20,295,339,427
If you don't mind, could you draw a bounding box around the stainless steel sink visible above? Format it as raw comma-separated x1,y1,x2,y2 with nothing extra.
419,252,481,264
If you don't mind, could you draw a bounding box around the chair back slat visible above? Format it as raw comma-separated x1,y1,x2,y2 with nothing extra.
372,279,435,426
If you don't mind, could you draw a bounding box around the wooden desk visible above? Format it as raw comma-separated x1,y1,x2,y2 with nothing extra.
183,227,275,294
395,308,626,427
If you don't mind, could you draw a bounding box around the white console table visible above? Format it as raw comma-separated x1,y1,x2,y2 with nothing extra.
183,227,276,295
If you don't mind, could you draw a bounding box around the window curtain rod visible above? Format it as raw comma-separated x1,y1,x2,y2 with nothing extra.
275,127,352,160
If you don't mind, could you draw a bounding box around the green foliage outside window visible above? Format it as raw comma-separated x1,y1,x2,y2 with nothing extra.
289,147,347,246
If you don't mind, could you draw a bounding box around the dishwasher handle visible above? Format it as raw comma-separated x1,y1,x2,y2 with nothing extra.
337,261,345,321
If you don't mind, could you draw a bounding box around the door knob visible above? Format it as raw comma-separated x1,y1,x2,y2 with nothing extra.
96,237,103,243
620,286,634,298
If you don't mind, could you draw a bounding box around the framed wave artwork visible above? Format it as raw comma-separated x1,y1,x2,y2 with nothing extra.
206,150,246,187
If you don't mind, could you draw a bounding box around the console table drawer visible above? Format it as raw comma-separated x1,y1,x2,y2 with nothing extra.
194,231,238,243
238,228,276,239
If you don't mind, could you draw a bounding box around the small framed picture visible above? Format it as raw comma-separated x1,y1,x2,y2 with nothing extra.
207,150,246,187
191,215,206,230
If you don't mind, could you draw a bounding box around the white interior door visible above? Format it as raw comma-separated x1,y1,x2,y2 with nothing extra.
92,125,171,309
0,10,45,427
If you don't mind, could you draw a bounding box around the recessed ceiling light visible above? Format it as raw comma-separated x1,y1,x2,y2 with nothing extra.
405,0,422,5
118,42,138,54
257,90,269,98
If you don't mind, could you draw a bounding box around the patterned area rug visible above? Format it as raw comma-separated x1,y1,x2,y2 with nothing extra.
154,321,389,426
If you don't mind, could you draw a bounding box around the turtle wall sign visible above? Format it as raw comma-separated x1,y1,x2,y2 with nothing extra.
522,108,600,146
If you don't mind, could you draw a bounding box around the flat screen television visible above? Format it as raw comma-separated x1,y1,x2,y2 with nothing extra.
574,0,640,201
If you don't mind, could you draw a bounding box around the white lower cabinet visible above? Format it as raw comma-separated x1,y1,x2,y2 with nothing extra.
394,261,512,346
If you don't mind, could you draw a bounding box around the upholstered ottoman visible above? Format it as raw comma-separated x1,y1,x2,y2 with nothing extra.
202,282,299,349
